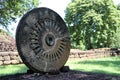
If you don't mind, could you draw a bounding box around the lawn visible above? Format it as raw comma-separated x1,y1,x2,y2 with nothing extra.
0,64,28,76
0,56,120,77
66,56,120,76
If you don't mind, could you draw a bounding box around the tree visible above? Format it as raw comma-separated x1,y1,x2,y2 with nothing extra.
111,3,120,48
111,27,120,48
0,0,39,29
117,3,120,10
65,0,120,50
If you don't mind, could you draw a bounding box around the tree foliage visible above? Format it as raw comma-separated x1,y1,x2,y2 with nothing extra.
111,3,120,48
0,0,39,29
65,0,120,50
111,27,120,48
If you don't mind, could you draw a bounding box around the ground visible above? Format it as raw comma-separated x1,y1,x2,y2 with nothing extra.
0,70,120,80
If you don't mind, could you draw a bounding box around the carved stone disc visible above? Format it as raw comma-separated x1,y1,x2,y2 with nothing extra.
16,7,70,72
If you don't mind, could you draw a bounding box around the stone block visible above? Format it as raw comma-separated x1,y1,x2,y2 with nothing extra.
0,56,4,61
0,61,3,65
9,52,18,56
3,61,11,65
18,58,23,63
10,56,18,60
0,52,9,56
69,55,75,58
3,56,10,61
11,60,19,64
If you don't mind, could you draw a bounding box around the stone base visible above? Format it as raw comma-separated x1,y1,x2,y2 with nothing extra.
48,66,70,75
48,69,60,75
27,69,35,74
60,66,70,72
27,69,45,74
27,66,70,75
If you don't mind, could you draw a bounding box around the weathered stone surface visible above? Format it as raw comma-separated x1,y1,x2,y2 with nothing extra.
10,56,18,60
11,60,19,64
0,29,16,52
0,56,4,61
3,61,11,64
0,52,9,56
16,7,70,72
18,57,23,63
9,52,18,56
0,48,119,66
60,66,70,72
3,56,10,61
69,48,120,59
0,61,3,65
48,70,60,75
0,52,23,65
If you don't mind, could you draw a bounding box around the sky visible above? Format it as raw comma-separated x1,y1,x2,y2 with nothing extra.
39,0,71,18
114,0,120,5
39,0,120,18
2,0,120,36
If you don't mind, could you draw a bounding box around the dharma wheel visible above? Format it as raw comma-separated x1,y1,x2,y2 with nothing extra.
16,7,70,72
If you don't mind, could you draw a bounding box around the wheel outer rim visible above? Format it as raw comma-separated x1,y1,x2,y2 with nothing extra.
16,7,70,72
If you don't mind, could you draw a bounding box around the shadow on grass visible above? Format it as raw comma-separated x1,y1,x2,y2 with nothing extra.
75,57,120,76
90,69,120,76
77,60,120,69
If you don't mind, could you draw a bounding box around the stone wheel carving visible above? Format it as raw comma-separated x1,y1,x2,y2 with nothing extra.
16,7,70,72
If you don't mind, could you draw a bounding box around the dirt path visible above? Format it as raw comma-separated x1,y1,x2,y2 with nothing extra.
0,70,120,80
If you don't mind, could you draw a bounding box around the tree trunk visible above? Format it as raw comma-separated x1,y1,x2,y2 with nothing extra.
87,36,93,50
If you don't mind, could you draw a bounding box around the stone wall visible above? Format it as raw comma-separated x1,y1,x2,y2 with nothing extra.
0,48,120,65
69,48,120,59
0,29,17,52
0,41,16,52
0,52,22,65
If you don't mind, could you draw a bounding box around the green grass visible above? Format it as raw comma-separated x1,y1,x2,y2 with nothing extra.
66,56,120,76
0,56,120,77
0,64,28,76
